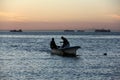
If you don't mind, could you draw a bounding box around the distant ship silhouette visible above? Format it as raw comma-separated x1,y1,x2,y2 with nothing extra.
10,29,23,32
95,29,111,32
64,30,74,32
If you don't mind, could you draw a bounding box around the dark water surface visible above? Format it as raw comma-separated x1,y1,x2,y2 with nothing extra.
0,32,120,80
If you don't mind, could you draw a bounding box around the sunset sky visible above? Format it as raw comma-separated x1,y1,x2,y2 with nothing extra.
0,0,120,31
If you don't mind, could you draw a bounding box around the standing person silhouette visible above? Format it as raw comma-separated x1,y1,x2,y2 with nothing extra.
61,36,70,48
50,38,57,49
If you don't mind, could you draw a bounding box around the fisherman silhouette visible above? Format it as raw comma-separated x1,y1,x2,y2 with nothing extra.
61,36,70,48
50,38,58,49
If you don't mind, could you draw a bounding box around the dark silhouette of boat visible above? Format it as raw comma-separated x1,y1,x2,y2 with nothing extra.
95,29,111,32
10,29,23,32
64,30,75,32
50,37,80,57
77,30,84,32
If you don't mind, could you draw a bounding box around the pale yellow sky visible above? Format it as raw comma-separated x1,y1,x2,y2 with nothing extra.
0,0,120,30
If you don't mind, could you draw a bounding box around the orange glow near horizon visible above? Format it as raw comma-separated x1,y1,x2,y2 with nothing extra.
0,0,120,31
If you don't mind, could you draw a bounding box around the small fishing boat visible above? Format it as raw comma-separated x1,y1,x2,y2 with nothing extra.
51,46,80,57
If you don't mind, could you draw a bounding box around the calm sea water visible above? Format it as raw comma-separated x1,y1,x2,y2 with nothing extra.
0,32,120,80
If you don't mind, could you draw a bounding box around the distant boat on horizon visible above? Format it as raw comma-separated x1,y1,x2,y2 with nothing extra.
77,30,85,32
10,29,23,32
95,29,111,32
64,30,75,32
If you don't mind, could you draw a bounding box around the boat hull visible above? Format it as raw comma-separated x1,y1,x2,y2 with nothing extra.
51,46,80,57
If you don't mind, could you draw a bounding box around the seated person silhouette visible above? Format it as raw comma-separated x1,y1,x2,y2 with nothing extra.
61,36,70,48
50,38,58,49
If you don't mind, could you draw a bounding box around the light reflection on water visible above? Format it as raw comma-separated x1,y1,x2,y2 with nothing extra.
0,34,120,80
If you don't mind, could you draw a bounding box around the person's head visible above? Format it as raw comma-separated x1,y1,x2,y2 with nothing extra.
52,38,54,41
61,36,64,39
